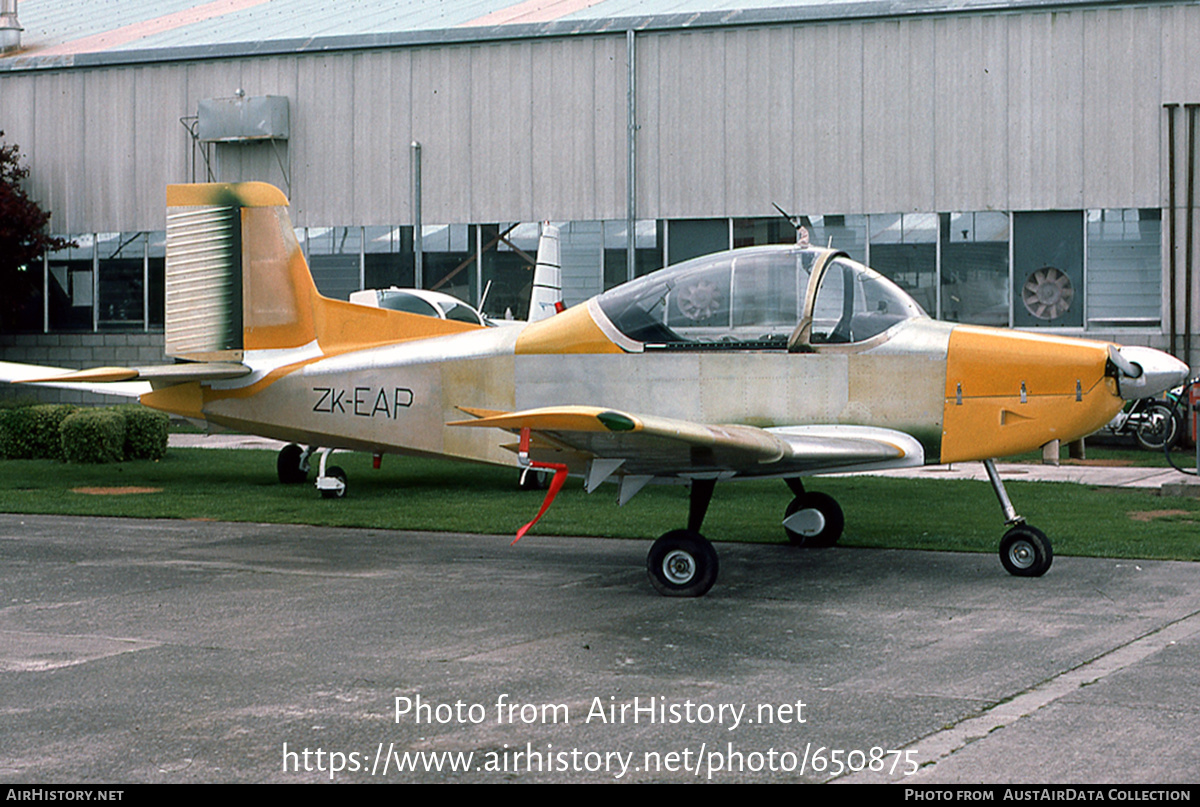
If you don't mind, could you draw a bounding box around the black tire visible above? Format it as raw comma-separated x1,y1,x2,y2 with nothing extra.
646,530,719,598
999,524,1052,577
518,468,547,490
783,492,844,547
320,465,347,499
277,443,308,484
1135,402,1180,451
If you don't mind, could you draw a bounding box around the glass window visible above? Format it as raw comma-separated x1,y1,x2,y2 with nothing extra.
1013,211,1084,328
869,213,938,317
807,215,868,263
48,235,94,332
732,217,797,249
810,257,927,344
940,212,1010,327
436,298,486,325
665,254,732,332
481,223,537,320
305,227,362,302
98,232,145,332
595,246,815,348
556,221,604,308
374,290,440,318
1086,209,1161,328
666,219,729,266
4,252,44,333
148,230,166,329
730,250,806,333
603,220,661,290
363,226,415,290
422,224,475,304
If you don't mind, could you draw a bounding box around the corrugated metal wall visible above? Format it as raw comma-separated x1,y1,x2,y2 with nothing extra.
637,4,1188,217
2,2,1198,232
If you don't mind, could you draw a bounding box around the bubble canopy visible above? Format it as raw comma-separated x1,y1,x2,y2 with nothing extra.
592,246,927,350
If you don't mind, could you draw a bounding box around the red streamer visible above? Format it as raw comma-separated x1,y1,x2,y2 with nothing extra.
512,463,569,544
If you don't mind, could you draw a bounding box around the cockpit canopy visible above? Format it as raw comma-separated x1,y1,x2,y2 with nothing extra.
593,246,926,351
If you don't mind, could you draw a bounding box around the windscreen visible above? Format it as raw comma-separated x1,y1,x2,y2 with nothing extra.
595,247,817,348
809,257,927,344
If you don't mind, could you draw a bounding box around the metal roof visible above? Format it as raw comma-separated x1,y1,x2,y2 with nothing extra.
0,0,1165,70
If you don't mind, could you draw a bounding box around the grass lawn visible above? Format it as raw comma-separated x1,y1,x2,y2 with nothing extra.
1,447,1198,563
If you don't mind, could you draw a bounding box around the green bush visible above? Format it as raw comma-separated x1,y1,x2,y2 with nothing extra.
116,405,169,460
0,408,13,459
59,409,126,464
0,404,79,459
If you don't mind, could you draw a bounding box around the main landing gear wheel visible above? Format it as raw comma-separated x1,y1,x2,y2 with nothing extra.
783,492,844,547
277,443,309,484
999,524,1053,577
518,468,548,490
647,530,719,598
319,466,347,499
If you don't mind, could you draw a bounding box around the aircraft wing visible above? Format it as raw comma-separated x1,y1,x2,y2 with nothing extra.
0,360,251,398
449,405,925,485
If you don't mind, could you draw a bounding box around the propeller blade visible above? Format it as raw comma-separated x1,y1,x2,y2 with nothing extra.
1107,344,1143,379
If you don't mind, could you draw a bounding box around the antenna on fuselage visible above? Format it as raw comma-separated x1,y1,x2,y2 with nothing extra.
773,203,814,248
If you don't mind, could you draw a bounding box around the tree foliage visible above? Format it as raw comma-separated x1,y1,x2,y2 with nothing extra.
0,131,74,331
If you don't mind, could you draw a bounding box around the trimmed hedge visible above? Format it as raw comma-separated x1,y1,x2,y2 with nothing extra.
116,405,169,461
0,404,79,460
60,409,127,464
0,403,170,463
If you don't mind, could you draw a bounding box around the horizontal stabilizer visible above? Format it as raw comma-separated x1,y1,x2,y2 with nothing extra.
0,361,150,398
13,362,251,386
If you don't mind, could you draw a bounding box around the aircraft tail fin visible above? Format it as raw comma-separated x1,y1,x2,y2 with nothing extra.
165,182,479,361
527,223,563,322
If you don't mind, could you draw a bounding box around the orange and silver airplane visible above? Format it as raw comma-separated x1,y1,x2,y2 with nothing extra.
3,182,1189,597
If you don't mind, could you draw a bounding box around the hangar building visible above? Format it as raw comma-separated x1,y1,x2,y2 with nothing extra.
1,0,1198,402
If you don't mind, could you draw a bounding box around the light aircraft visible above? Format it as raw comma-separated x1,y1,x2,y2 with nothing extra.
350,287,490,326
347,223,564,328
5,182,1189,597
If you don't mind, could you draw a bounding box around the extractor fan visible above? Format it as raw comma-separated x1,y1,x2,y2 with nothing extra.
676,281,723,321
1021,266,1074,321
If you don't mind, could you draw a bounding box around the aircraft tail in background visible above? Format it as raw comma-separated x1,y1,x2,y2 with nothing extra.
528,223,563,323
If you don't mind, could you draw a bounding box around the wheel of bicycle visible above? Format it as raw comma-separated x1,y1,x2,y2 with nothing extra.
1135,401,1180,450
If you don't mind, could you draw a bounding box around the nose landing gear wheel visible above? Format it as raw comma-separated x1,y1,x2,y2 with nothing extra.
647,529,718,598
319,466,347,499
999,524,1052,577
783,492,844,547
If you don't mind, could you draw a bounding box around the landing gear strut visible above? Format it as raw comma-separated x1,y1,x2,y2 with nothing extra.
314,448,347,499
646,478,719,597
984,459,1052,576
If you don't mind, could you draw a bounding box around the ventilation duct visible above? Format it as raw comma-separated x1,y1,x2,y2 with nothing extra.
0,0,21,54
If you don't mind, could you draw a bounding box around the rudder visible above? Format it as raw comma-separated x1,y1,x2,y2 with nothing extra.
165,182,479,362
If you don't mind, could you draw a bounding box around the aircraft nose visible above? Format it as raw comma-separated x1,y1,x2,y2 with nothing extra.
1108,345,1191,399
